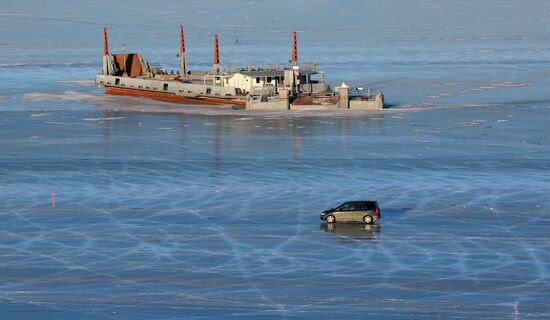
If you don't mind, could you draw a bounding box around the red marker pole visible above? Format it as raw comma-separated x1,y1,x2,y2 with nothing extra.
51,192,55,208
214,34,220,65
292,31,298,66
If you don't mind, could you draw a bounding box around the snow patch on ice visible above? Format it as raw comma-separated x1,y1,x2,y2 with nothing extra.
81,117,127,121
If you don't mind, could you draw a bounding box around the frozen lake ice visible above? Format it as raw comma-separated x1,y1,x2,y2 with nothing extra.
1,0,550,318
1,105,550,319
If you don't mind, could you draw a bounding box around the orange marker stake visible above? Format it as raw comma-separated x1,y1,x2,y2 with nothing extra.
51,192,55,208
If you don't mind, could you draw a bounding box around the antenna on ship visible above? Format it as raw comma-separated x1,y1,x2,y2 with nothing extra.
213,33,221,74
102,27,110,75
179,25,188,79
122,43,127,76
234,37,240,70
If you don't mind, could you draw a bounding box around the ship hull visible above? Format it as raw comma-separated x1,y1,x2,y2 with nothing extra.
105,86,246,106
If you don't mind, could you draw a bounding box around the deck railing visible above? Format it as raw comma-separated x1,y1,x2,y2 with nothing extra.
222,61,319,74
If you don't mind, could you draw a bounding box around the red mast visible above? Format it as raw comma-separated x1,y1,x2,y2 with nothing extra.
292,31,298,65
102,27,111,75
103,27,109,56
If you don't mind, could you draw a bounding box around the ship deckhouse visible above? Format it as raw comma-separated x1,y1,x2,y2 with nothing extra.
213,65,327,96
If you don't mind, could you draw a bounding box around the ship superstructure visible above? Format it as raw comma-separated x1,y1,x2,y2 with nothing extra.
95,27,384,110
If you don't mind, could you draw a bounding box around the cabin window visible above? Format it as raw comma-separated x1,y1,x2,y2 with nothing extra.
310,74,323,84
163,83,169,91
206,88,212,94
256,77,260,84
115,78,120,85
267,77,272,83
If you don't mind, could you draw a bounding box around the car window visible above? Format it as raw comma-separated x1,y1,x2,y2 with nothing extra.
337,202,373,211
365,202,377,210
336,202,351,211
347,202,365,211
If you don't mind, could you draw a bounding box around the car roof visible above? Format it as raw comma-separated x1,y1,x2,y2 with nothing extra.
345,201,378,203
339,201,378,206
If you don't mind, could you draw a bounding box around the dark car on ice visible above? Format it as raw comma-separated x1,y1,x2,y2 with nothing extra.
320,201,380,224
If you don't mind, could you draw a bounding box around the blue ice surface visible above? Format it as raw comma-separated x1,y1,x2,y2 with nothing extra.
1,0,550,319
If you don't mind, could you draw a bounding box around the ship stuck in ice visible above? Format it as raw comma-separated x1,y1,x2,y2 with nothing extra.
95,26,384,110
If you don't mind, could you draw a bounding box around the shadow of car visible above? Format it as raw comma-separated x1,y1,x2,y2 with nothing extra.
320,223,381,241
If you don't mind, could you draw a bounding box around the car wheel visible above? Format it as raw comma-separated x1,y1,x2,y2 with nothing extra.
326,215,336,223
363,215,373,224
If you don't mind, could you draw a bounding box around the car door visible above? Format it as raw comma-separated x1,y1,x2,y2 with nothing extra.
332,202,351,222
341,202,361,222
346,202,365,222
352,202,368,222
